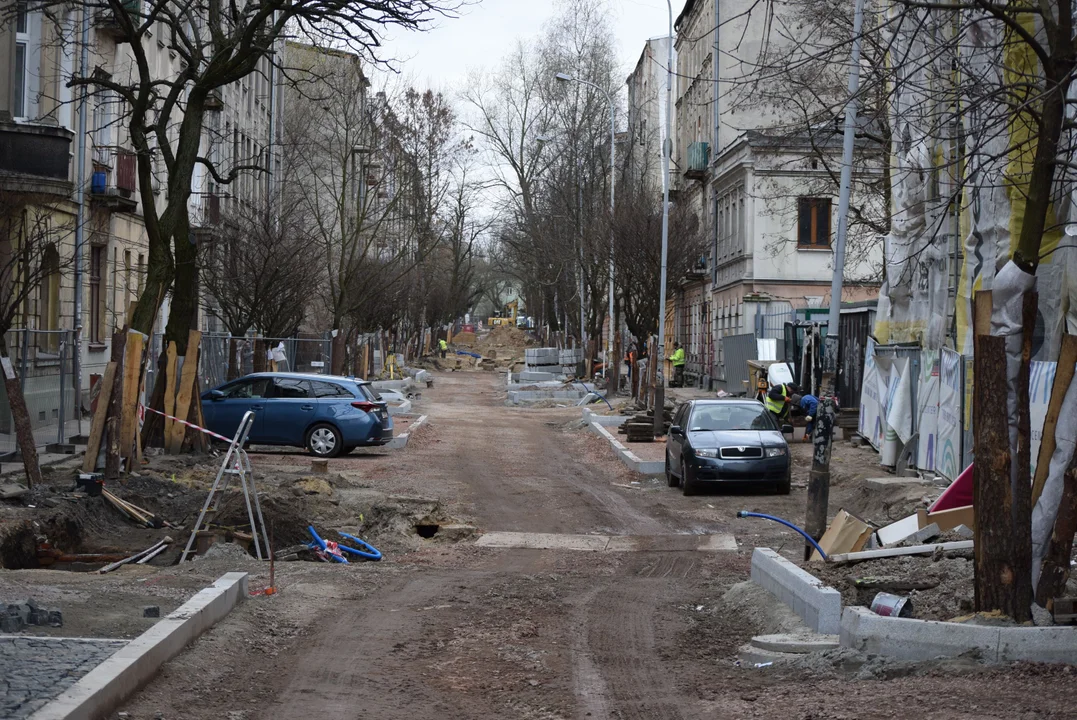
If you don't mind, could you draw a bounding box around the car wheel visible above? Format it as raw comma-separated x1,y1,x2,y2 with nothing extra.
681,459,697,496
776,472,791,495
306,424,343,458
666,452,679,487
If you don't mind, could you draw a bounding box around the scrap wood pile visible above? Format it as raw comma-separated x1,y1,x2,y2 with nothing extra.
619,407,673,442
810,505,976,564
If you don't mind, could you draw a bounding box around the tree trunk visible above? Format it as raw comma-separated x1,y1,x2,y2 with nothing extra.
804,397,836,559
974,334,1020,616
227,336,241,381
253,338,267,374
331,331,345,375
0,335,42,488
1011,292,1037,622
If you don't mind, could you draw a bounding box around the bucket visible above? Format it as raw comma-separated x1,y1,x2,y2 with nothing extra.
870,592,913,618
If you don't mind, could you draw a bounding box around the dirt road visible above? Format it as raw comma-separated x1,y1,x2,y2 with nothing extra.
118,373,1077,720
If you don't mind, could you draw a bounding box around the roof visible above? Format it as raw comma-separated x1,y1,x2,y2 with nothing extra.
674,0,697,31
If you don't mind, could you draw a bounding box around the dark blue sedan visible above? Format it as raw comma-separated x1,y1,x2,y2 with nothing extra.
200,373,393,457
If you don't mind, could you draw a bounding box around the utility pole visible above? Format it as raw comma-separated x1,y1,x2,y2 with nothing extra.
654,0,674,437
806,0,865,557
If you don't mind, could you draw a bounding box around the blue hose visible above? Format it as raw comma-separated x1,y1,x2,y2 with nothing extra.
736,511,828,560
307,525,349,563
337,532,382,561
574,381,613,411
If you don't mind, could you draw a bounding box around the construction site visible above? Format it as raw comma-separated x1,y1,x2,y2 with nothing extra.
0,317,1075,720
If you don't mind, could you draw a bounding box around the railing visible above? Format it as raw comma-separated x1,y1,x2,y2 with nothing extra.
0,329,78,456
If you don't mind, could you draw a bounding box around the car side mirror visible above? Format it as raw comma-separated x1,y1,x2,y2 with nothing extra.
209,389,225,401
669,425,683,436
782,424,794,434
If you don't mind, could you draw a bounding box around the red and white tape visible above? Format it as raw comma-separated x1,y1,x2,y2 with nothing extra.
140,405,234,444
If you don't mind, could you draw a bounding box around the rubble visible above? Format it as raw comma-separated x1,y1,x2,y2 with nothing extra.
2,599,63,630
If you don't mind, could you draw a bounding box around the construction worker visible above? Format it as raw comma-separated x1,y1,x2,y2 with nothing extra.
438,337,448,359
791,393,819,441
765,382,796,424
668,342,686,388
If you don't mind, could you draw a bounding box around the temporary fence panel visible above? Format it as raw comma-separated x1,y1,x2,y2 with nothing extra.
836,309,875,410
719,333,758,395
858,338,884,450
871,345,921,466
916,350,941,472
962,355,975,471
936,348,964,481
0,329,77,455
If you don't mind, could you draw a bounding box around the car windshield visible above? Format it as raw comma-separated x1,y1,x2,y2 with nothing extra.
689,404,775,431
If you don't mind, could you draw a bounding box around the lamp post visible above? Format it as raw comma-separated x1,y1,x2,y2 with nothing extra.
555,72,616,382
654,0,674,436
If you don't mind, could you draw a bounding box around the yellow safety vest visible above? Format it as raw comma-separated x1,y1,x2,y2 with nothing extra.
439,340,447,350
671,348,686,366
765,384,787,415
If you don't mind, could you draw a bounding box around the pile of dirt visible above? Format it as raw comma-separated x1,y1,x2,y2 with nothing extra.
453,331,478,346
811,554,976,620
474,325,536,359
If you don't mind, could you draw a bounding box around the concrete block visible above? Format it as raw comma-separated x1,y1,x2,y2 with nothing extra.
840,607,999,662
519,371,559,382
142,606,160,618
30,572,248,720
750,548,842,635
865,476,930,489
997,625,1077,663
750,633,840,654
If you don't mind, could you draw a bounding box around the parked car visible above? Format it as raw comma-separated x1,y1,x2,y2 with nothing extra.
665,399,792,496
200,372,393,457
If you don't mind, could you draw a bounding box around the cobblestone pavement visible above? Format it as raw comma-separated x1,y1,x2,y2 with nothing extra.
1,635,127,719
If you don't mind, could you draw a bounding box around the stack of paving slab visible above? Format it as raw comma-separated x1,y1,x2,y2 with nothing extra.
559,348,583,375
520,347,563,382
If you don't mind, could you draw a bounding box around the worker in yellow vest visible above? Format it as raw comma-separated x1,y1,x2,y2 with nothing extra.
668,342,686,387
765,382,796,424
438,338,448,359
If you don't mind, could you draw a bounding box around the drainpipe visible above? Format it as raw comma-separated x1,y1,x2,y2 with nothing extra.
72,3,91,438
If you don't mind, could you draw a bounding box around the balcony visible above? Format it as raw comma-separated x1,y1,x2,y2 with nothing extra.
94,0,141,40
0,121,74,197
90,147,138,213
684,141,710,181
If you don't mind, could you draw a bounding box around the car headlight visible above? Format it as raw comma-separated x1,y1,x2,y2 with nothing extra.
695,448,719,458
765,447,787,457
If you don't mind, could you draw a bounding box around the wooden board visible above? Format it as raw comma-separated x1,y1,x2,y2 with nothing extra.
1032,334,1077,505
81,362,117,473
974,290,993,336
170,330,201,454
118,330,146,460
162,342,178,452
810,509,872,561
921,503,975,532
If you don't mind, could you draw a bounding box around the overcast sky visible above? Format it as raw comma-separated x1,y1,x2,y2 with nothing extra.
380,0,674,91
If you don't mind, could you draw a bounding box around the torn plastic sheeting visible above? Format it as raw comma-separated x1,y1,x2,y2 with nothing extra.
1031,374,1077,589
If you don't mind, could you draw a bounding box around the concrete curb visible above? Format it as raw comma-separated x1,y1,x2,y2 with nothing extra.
581,408,625,428
30,572,249,720
385,414,428,450
589,421,664,476
750,548,842,635
840,606,1077,663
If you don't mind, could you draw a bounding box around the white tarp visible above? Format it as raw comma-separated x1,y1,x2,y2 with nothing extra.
873,354,913,466
858,338,883,450
917,350,940,472
936,348,963,481
1028,361,1057,479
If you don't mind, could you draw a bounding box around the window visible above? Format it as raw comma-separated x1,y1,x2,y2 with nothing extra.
14,3,28,119
311,380,352,398
123,249,132,311
137,253,144,294
38,242,60,351
271,377,312,399
797,197,832,248
89,245,104,343
221,378,270,399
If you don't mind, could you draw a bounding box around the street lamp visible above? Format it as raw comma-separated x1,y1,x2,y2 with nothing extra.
555,71,616,382
654,0,673,436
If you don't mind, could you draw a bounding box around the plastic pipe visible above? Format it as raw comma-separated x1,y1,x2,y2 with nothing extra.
307,525,349,563
574,381,613,411
736,511,828,560
337,532,383,561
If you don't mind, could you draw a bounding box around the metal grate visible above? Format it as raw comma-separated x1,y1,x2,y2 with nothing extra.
720,446,763,459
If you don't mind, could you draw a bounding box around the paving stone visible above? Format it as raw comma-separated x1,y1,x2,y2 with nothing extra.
0,636,127,719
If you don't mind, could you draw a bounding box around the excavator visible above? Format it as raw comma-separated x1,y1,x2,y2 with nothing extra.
488,300,519,327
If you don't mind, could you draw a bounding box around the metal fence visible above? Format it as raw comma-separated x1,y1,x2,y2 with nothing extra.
0,329,78,456
197,333,333,390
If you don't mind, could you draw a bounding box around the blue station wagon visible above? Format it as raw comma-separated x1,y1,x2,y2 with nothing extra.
200,372,393,457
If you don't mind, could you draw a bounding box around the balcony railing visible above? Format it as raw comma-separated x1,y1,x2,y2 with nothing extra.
90,147,138,212
685,141,710,180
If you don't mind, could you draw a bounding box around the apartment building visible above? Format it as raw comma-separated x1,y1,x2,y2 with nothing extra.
667,0,882,389
0,3,272,437
624,35,675,197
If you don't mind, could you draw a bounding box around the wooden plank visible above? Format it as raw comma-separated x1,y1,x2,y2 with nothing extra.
828,540,974,563
104,329,127,479
1036,451,1077,605
974,290,992,336
162,341,178,452
118,330,145,460
926,504,975,532
1032,334,1077,505
170,330,201,454
81,362,117,473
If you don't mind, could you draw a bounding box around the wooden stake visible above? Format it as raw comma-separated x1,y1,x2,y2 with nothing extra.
119,330,145,460
82,362,117,473
162,342,178,452
1032,335,1077,505
170,330,201,454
